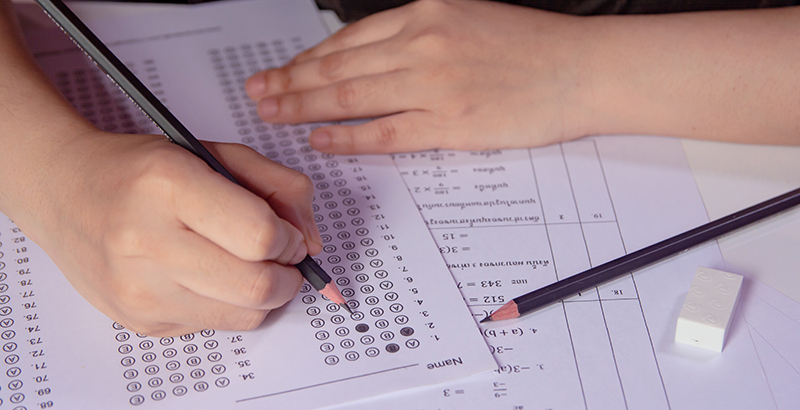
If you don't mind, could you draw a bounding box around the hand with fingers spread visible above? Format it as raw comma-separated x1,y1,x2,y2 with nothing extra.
0,0,321,336
246,0,588,153
246,0,800,151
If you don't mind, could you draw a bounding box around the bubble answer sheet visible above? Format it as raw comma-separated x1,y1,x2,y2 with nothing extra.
8,0,497,409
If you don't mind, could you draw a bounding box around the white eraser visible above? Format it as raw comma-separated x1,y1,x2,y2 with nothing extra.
675,266,743,352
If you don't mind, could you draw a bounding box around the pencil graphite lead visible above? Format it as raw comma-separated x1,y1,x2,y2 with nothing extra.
340,303,353,314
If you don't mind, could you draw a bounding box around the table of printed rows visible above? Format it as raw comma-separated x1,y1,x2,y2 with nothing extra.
393,143,670,409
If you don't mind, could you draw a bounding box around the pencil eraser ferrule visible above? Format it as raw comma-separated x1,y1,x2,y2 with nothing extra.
675,266,743,352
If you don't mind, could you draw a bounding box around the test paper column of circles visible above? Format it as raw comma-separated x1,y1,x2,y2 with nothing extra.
209,43,420,366
0,221,53,409
53,59,163,134
209,39,304,168
112,323,228,406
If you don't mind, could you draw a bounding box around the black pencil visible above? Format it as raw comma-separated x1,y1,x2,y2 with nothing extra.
481,185,800,323
35,0,351,313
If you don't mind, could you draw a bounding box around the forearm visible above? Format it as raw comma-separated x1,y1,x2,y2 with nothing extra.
580,6,800,144
0,1,319,335
0,0,95,231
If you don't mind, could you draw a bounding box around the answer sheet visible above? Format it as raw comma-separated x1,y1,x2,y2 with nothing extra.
11,0,496,409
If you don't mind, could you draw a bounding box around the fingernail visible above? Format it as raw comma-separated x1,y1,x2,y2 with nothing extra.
291,230,308,265
258,99,278,118
292,241,309,265
289,242,308,265
309,132,331,149
245,75,266,98
307,219,323,254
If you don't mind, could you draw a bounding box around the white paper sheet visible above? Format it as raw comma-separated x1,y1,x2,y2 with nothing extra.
10,1,496,409
741,279,800,409
329,137,786,410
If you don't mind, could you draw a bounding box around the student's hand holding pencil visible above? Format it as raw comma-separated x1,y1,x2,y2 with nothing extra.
1,0,326,337
12,131,323,336
6,129,323,336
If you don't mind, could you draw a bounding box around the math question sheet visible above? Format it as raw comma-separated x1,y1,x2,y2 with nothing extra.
381,139,782,409
323,139,785,410
10,0,496,409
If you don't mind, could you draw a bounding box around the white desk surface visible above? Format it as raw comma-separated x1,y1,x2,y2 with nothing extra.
15,0,800,302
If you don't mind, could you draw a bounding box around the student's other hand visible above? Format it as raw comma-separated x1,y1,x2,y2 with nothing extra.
245,0,594,153
19,132,321,336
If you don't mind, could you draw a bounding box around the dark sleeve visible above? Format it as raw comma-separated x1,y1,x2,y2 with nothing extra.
316,0,799,22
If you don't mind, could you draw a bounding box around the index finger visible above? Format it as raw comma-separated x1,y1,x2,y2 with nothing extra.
168,148,307,263
203,142,322,255
291,3,409,64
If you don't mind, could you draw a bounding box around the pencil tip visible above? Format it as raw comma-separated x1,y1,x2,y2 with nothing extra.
484,301,520,322
319,282,350,312
340,303,353,314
